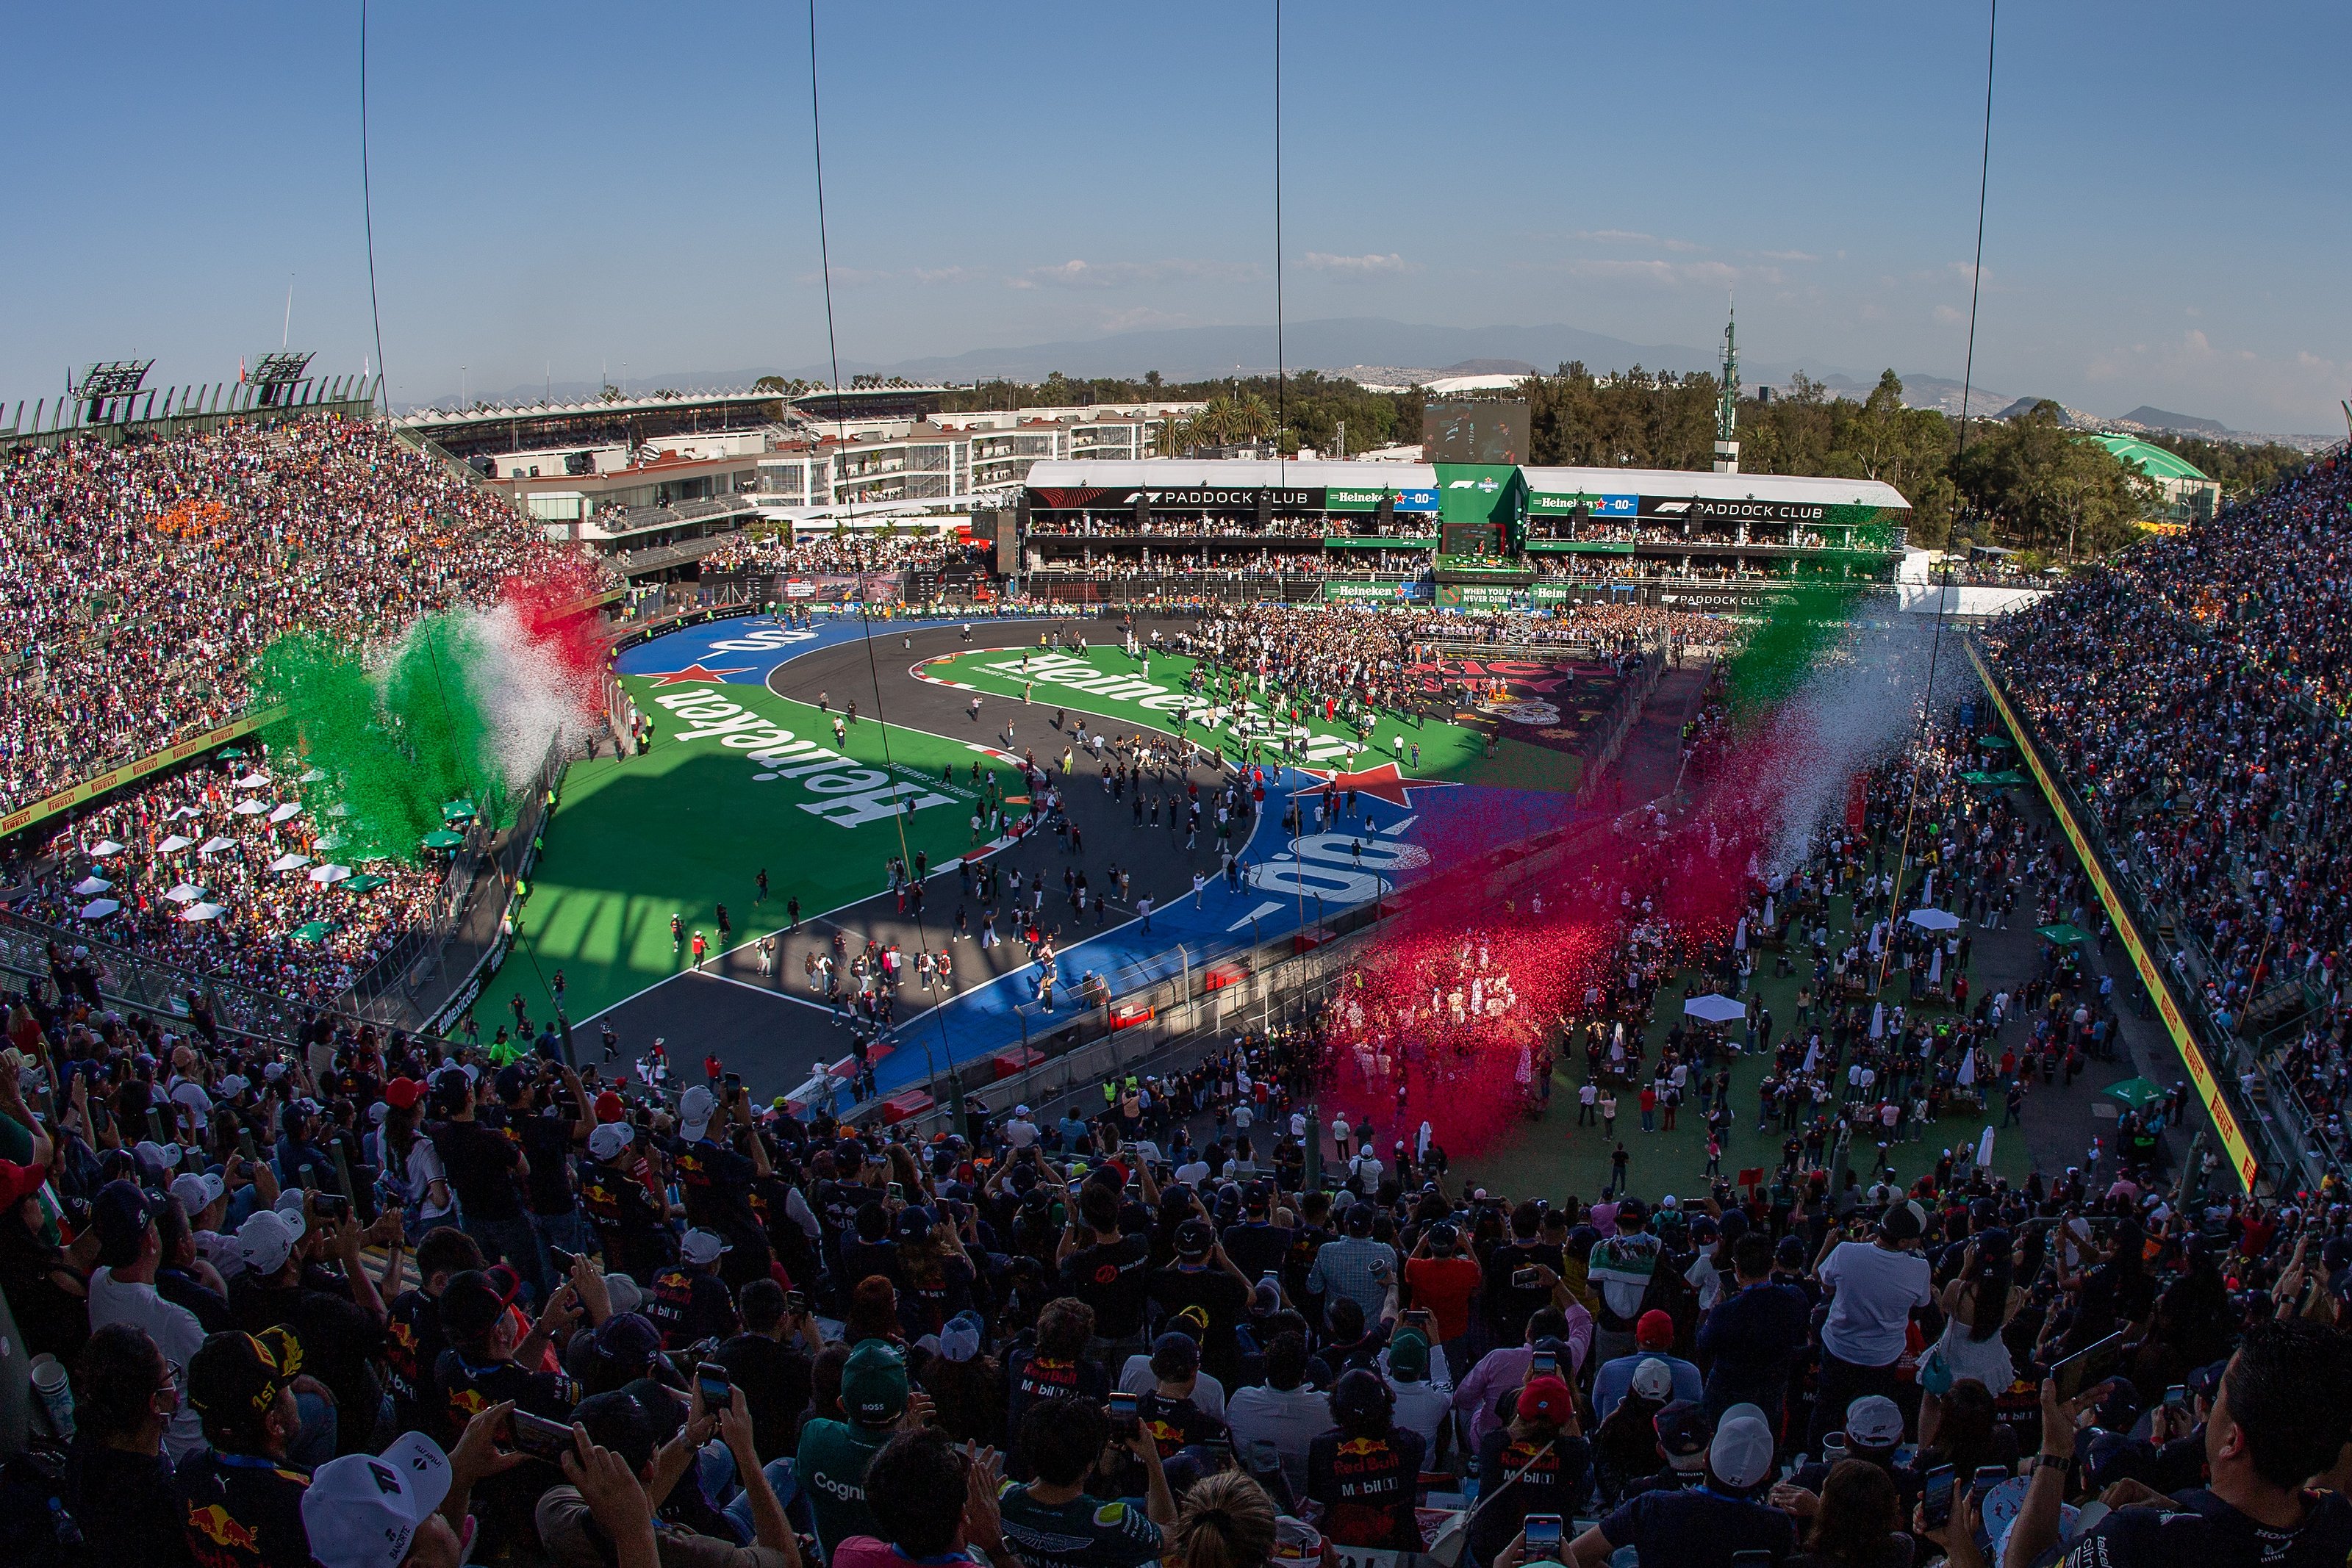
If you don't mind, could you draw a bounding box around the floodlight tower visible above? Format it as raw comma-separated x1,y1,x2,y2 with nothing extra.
1713,302,1740,475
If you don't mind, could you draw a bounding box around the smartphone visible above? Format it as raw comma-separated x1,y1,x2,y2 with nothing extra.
1107,1391,1140,1439
1404,1309,1435,1334
1921,1464,1957,1530
695,1363,733,1406
312,1193,349,1223
724,1071,742,1090
887,1182,906,1201
1971,1464,2009,1497
1513,1267,1543,1289
550,1245,580,1275
509,1408,574,1461
2051,1331,2125,1402
1529,1350,1558,1379
2164,1384,2187,1410
1522,1515,1563,1563
785,1289,808,1316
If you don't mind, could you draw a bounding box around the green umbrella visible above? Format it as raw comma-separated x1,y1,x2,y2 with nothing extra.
2037,922,2091,944
440,799,478,824
2101,1076,2166,1111
1960,770,2004,785
218,747,248,760
1977,734,2014,749
1989,769,2028,785
421,830,465,849
289,921,333,943
343,874,389,893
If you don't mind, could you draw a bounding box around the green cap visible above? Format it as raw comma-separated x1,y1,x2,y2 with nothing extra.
1388,1330,1431,1382
842,1338,909,1425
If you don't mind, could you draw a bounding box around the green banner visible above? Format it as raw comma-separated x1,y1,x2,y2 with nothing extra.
1433,464,1526,523
1321,536,1437,549
1320,581,1410,602
1525,539,1635,554
1435,582,1521,608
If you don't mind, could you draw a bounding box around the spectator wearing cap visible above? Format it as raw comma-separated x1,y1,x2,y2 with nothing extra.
1808,1200,1932,1453
1148,1212,1255,1388
492,1060,598,1303
303,1406,526,1568
1126,1331,1230,1477
671,1082,780,1297
1380,1329,1451,1457
716,1277,822,1465
1308,1367,1429,1550
1785,1395,1912,1513
1306,1202,1395,1326
179,1326,323,1567
1483,1201,1569,1350
154,1182,237,1334
229,1191,395,1456
87,1177,209,1461
1122,1320,1230,1422
1402,1220,1484,1381
646,1229,742,1351
917,1306,1007,1446
539,1378,799,1567
1225,1329,1333,1498
66,1323,196,1568
1059,1179,1156,1362
429,1069,543,1305
1454,1306,1575,1452
895,1201,980,1341
0,1153,87,1362
994,1395,1174,1568
384,1229,484,1438
1699,1230,1815,1424
373,1077,456,1237
1619,1398,1715,1500
1595,1312,1704,1421
433,1265,583,1443
812,1140,886,1291
580,1116,678,1284
796,1338,911,1556
1469,1371,1591,1566
1593,1358,1684,1503
1569,1402,1793,1568
1216,1180,1292,1287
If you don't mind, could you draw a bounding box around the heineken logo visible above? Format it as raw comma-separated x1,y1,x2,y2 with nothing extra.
645,687,963,829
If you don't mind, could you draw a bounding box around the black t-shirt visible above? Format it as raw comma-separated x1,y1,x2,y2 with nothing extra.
580,1157,674,1276
1148,1264,1252,1384
2065,1489,2352,1568
1482,1240,1566,1343
434,1345,578,1431
900,1254,978,1338
510,1112,581,1218
675,1136,761,1240
173,1447,313,1568
438,1119,524,1220
814,1179,883,1268
714,1331,815,1465
384,1286,449,1436
71,1438,191,1567
1004,1348,1109,1476
1599,1485,1796,1568
1220,1220,1294,1285
1308,1425,1429,1550
229,1271,383,1453
1061,1233,1153,1339
158,1264,236,1334
643,1263,740,1349
841,1235,900,1293
1473,1428,1596,1564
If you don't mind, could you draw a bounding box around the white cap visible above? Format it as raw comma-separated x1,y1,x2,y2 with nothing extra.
588,1122,634,1161
1014,1105,1031,1117
239,1209,303,1275
681,1229,731,1266
218,1075,250,1096
133,1139,183,1170
263,1062,288,1081
604,1273,645,1314
275,1188,311,1221
171,1171,226,1215
1630,1357,1675,1401
678,1084,715,1140
1711,1411,1776,1490
301,1432,452,1568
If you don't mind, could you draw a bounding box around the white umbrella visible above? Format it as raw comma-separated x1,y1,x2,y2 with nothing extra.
1957,1048,1977,1087
156,834,194,852
1683,993,1747,1024
309,863,353,885
1733,916,1748,952
1929,948,1945,985
315,832,347,852
1869,1000,1887,1039
179,902,228,922
71,875,112,896
164,882,204,904
167,805,203,820
1907,907,1962,932
233,799,268,816
299,766,326,783
79,899,121,920
1763,895,1776,928
234,772,268,789
197,836,234,856
1976,1125,1996,1169
267,802,302,824
90,840,125,858
269,853,312,873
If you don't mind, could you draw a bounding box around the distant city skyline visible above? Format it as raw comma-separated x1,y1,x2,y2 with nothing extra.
1,1,2345,433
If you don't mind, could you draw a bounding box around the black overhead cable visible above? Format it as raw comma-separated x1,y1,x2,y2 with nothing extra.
1957,0,1997,456
359,0,387,395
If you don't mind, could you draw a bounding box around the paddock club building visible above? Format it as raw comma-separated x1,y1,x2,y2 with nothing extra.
1012,460,1912,608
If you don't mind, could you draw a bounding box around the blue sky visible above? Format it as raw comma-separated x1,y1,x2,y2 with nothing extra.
2,1,2345,431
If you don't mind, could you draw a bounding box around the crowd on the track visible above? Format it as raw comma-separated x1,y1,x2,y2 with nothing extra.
1985,449,2352,1168
0,419,559,805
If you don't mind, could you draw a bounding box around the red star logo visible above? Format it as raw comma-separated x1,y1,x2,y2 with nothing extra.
1288,760,1457,809
639,662,753,687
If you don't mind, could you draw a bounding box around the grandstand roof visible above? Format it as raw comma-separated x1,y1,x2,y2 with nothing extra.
1520,467,1910,509
1026,458,1441,489
2092,434,2210,483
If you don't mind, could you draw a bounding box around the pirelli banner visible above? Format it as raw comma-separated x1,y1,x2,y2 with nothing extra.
1,707,290,841
1965,641,2259,1190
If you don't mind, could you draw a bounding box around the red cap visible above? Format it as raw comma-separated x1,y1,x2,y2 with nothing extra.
1636,1309,1677,1351
383,1077,423,1111
1518,1375,1576,1425
0,1159,48,1211
593,1090,625,1123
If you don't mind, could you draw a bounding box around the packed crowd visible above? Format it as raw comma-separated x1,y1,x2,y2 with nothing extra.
700,532,980,577
4,898,2345,1568
1985,450,2352,1165
0,419,562,804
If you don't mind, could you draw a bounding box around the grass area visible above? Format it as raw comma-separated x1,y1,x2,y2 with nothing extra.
476,676,1022,1035
922,644,1580,792
1438,899,2036,1205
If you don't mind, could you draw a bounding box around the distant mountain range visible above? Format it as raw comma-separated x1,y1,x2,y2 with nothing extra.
440,315,2334,449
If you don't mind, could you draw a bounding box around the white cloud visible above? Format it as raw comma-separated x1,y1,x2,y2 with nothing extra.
1578,228,1703,252
796,264,976,288
1297,251,1419,277
1752,248,1819,263
2080,329,2343,426
1948,261,1991,284
1007,257,1259,290
1934,304,1965,326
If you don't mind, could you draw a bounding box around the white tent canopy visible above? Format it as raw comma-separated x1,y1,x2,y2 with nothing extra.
268,802,302,824
179,902,228,922
1907,907,1962,932
232,799,268,816
89,840,125,857
157,834,194,852
270,853,312,873
1683,993,1746,1024
198,836,235,856
167,805,204,821
309,863,353,885
71,875,112,896
79,899,121,920
164,882,204,904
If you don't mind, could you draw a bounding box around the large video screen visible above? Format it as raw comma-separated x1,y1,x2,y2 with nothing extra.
1423,398,1530,464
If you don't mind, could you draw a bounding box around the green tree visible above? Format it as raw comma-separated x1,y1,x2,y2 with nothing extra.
1950,401,2156,557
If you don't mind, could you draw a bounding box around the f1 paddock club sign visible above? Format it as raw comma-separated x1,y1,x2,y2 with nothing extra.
1028,485,1438,515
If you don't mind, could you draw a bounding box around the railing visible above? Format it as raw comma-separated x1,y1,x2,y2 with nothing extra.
0,375,382,455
